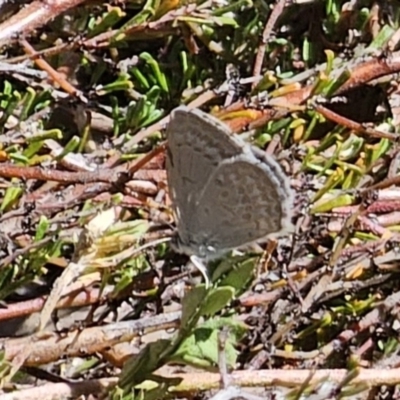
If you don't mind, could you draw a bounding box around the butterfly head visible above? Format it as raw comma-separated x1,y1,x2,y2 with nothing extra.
170,232,224,261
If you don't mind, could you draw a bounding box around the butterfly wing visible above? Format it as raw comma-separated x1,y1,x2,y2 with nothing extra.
166,106,244,248
190,147,293,256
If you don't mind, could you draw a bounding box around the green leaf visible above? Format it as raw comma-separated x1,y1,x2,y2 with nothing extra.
119,339,172,390
35,216,49,241
1,183,23,211
311,193,354,214
199,287,235,317
181,285,207,328
172,318,247,368
219,257,257,293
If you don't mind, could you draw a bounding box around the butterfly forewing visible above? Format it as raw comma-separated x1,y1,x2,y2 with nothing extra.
166,107,244,245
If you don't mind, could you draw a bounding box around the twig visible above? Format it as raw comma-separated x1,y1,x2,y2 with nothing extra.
0,0,87,48
252,0,287,89
313,102,398,141
19,39,86,100
2,312,181,366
